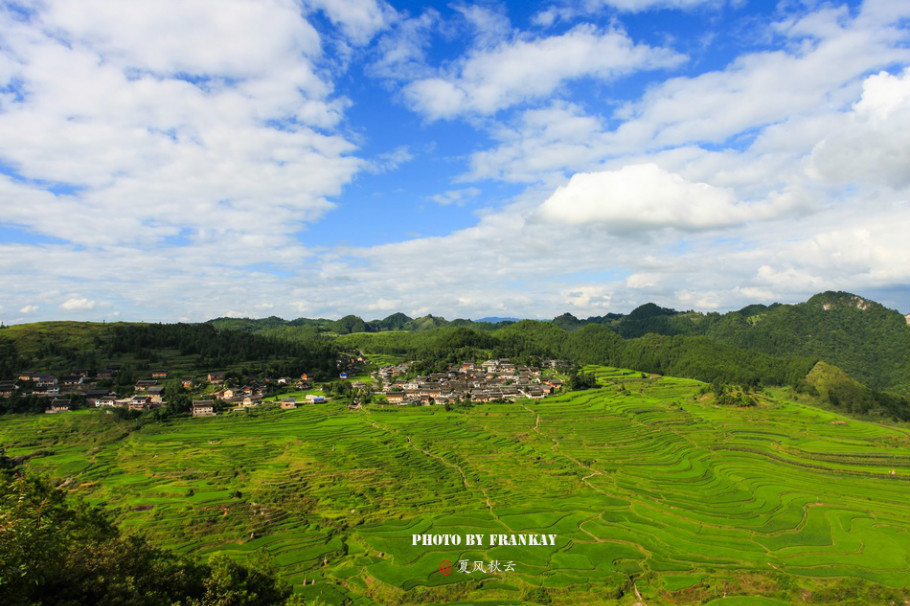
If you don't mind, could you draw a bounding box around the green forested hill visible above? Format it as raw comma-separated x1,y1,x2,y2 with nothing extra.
704,292,910,394
340,323,820,395
210,291,910,395
556,291,910,395
3,291,908,420
0,321,339,379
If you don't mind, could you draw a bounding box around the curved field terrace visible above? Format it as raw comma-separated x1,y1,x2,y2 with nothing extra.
2,367,909,605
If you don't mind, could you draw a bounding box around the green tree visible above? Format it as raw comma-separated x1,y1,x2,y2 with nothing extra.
0,466,291,606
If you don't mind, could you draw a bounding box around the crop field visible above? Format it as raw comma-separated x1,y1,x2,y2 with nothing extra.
2,367,910,605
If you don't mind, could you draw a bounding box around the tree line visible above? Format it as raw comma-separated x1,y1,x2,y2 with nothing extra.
0,323,340,380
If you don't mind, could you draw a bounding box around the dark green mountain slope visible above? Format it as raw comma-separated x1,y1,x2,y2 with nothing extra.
704,292,910,394
0,322,339,379
552,292,909,395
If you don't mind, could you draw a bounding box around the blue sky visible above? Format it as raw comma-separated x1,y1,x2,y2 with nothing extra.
0,0,908,323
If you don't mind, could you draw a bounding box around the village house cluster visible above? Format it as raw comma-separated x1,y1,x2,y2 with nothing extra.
0,367,308,415
0,367,139,414
1,357,567,415
375,359,565,405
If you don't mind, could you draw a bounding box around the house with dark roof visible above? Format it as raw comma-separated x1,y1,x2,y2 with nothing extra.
192,400,215,417
147,385,165,404
128,396,154,411
94,395,118,408
60,375,84,387
0,381,18,397
46,398,72,413
85,389,114,405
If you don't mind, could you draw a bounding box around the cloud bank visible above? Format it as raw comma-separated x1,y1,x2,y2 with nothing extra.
0,0,908,323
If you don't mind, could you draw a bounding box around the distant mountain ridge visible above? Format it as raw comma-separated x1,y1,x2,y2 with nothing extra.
3,291,907,420
205,291,910,395
554,292,910,394
474,316,521,324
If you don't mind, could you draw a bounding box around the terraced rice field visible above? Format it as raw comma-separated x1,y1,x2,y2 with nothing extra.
2,367,910,605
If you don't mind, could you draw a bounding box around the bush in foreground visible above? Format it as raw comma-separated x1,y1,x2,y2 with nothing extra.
0,453,292,606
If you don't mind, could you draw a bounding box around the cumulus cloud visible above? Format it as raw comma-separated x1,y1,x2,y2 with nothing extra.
757,217,910,288
304,0,394,45
536,164,786,232
40,0,322,76
611,3,909,148
562,285,613,310
463,1,910,191
811,68,910,188
60,297,97,311
0,1,364,248
404,24,684,119
469,102,607,182
19,305,39,314
0,1,380,323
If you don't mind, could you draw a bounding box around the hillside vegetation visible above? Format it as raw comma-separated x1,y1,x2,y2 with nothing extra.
537,293,910,396
213,290,910,394
704,292,910,394
2,291,908,421
0,321,339,379
0,456,293,606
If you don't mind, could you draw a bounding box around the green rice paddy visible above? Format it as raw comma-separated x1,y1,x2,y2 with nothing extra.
2,366,909,605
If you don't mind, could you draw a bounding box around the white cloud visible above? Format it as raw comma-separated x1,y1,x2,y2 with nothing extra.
404,24,684,119
0,1,377,322
453,3,512,47
562,285,613,309
810,68,910,188
304,0,393,45
755,217,910,289
368,9,438,81
464,1,910,191
431,187,481,206
60,297,97,311
19,305,39,314
2,178,907,321
41,0,323,76
370,146,415,173
469,102,607,182
536,163,787,232
612,3,908,148
366,298,398,311
584,0,722,12
0,1,363,247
